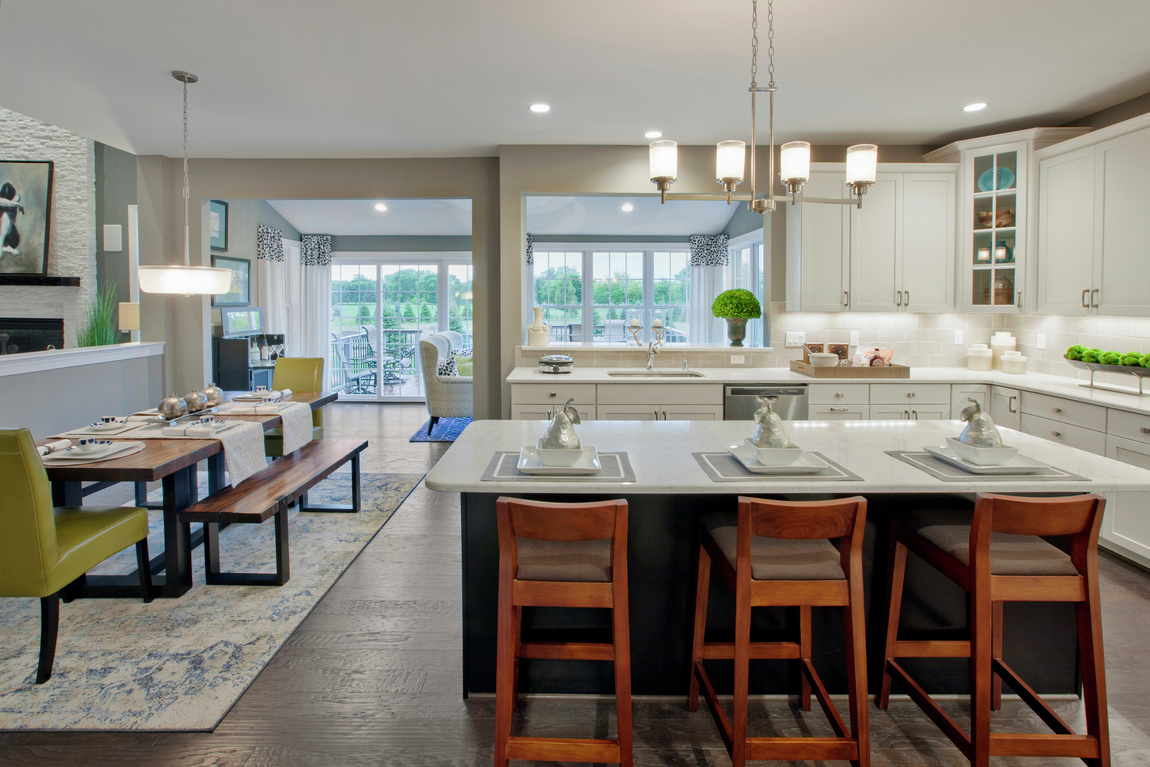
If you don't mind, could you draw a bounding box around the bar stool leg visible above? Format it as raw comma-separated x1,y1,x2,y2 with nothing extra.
494,591,516,767
1078,568,1111,767
991,600,1004,711
687,544,711,712
799,605,813,711
613,575,633,767
970,565,993,767
845,565,870,767
731,575,752,767
876,534,909,710
511,605,522,704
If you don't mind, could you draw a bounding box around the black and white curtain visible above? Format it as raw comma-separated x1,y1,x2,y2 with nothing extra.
689,234,729,267
257,225,285,262
257,225,288,336
689,234,732,344
525,233,534,266
302,234,333,266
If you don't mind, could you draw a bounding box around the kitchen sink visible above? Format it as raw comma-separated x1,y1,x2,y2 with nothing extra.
607,370,705,377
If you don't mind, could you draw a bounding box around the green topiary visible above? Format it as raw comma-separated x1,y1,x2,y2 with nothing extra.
711,288,762,319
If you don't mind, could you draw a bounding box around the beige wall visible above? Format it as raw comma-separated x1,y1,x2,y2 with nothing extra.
135,156,501,420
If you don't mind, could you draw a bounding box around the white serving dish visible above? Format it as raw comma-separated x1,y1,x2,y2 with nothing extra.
945,437,1019,466
534,439,586,467
924,445,1046,475
809,352,839,368
727,444,828,475
743,438,803,466
518,446,601,475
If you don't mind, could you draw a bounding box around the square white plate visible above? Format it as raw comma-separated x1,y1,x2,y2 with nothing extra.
726,444,829,475
517,446,601,475
58,442,121,460
923,445,1047,475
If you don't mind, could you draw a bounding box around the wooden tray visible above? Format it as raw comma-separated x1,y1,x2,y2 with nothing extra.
790,359,911,378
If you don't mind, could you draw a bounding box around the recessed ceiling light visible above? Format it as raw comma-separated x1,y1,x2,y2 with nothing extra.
963,102,988,112
530,103,551,113
644,131,663,139
621,203,634,212
374,203,387,212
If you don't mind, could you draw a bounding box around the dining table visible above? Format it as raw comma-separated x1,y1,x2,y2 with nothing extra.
38,390,338,599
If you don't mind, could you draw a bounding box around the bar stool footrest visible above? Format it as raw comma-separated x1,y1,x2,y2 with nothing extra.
990,734,1099,759
506,735,621,763
746,737,859,762
518,641,615,661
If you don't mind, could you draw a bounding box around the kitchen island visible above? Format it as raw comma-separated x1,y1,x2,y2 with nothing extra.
426,419,1150,698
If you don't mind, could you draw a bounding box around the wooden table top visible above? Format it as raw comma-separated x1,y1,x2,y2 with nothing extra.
39,391,339,483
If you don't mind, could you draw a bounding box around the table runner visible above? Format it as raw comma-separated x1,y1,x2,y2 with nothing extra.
693,452,863,482
129,420,267,486
481,451,636,483
886,450,1089,482
218,401,313,454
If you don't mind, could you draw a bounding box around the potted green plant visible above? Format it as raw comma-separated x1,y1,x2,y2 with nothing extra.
711,288,761,347
75,283,120,347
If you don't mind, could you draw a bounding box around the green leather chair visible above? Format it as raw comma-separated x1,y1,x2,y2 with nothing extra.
0,428,152,684
264,357,325,457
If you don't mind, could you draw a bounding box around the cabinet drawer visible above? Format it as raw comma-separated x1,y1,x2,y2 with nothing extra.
597,383,722,405
809,384,869,405
596,405,661,421
870,383,950,405
511,383,597,406
1020,413,1106,456
1107,409,1150,446
1021,392,1106,432
810,404,868,420
510,405,554,421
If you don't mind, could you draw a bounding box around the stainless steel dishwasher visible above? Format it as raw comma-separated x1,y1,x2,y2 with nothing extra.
723,384,809,421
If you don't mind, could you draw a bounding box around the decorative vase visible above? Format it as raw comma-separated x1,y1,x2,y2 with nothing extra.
527,307,550,347
203,382,224,407
158,393,187,420
725,318,748,347
184,389,208,413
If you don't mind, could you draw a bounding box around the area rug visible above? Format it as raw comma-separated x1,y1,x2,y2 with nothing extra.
0,471,423,731
410,416,472,442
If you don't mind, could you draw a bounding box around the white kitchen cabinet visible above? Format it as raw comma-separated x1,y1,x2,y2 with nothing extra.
951,384,990,419
809,384,869,405
596,403,722,421
661,404,724,421
810,404,868,420
870,383,951,405
1103,435,1150,567
596,405,661,421
787,164,956,313
1037,147,1096,314
990,386,1021,431
1093,127,1150,316
511,382,597,421
596,383,723,421
870,405,946,421
510,405,555,421
1020,413,1106,456
1021,391,1107,432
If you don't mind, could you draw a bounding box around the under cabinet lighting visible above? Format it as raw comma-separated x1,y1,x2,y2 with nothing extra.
644,131,663,139
374,203,388,212
621,203,634,212
530,103,551,113
964,102,988,112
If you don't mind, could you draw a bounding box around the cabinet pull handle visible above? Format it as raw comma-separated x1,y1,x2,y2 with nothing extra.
1141,427,1150,434
829,407,849,412
835,392,844,398
1008,396,1017,414
1082,289,1090,309
549,392,557,397
896,291,902,307
1092,288,1100,308
662,410,667,420
904,410,909,420
905,290,910,308
843,290,849,308
908,392,916,398
1052,430,1062,438
547,409,553,419
1016,289,1022,306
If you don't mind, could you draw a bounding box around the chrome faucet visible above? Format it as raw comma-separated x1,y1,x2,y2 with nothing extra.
645,340,661,370
682,358,689,370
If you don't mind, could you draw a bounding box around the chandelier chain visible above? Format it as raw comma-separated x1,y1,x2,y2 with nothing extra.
750,0,757,88
766,0,774,88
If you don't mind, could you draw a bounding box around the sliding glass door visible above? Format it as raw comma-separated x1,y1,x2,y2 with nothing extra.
330,254,472,402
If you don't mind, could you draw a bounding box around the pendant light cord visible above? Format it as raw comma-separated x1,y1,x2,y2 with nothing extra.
182,77,190,268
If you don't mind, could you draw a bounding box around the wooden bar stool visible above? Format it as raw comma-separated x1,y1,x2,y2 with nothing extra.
688,496,869,767
876,493,1109,766
493,497,632,767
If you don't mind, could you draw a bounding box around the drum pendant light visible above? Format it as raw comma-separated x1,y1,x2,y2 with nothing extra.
138,71,232,295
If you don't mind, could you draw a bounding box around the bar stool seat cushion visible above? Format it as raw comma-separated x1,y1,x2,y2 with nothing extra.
515,537,612,583
701,512,844,581
901,509,1078,576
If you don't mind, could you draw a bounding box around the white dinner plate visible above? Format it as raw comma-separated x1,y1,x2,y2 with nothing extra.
57,442,122,460
923,445,1047,475
88,420,129,432
517,446,601,475
726,444,829,475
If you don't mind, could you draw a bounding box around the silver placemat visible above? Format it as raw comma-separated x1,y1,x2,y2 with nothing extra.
693,452,863,482
481,451,635,483
886,451,1089,482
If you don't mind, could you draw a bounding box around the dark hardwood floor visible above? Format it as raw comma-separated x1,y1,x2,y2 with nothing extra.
3,402,1150,765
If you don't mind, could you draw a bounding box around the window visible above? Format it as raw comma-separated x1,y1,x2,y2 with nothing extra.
729,233,766,347
533,246,691,344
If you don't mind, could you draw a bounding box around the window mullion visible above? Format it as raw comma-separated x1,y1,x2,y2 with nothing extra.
643,250,654,344
583,249,593,347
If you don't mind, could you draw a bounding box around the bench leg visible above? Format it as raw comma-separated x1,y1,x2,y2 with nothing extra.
298,454,361,514
204,522,222,585
200,507,290,587
274,502,290,586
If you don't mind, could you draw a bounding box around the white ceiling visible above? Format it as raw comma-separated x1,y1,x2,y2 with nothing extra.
2,2,1150,158
266,198,472,236
526,196,739,236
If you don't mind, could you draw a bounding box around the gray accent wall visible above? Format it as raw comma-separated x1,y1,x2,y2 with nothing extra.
208,199,302,320
330,235,471,252
1065,90,1150,131
721,202,763,239
94,142,138,336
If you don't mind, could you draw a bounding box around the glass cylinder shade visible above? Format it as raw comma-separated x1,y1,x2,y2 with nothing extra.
845,144,878,184
715,140,745,181
649,140,678,180
138,265,233,295
779,141,811,182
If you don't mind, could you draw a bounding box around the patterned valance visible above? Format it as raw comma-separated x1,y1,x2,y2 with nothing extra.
525,233,534,266
301,234,333,267
256,225,284,261
689,234,729,267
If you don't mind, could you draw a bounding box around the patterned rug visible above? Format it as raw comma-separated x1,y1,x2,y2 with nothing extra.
409,416,472,442
0,471,423,731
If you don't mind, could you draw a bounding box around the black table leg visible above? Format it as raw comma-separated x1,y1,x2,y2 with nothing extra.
158,467,194,598
208,452,227,495
52,481,83,508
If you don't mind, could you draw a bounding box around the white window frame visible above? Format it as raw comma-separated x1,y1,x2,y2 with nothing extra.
532,242,692,346
727,230,767,347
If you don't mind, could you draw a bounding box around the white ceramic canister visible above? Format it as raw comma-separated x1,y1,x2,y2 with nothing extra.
1000,350,1027,375
967,346,994,371
527,307,550,347
990,333,1016,369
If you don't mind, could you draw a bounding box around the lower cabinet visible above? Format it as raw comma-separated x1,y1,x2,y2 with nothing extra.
990,386,1021,431
596,403,723,421
510,404,563,421
809,404,868,420
1020,413,1107,456
1103,435,1150,567
951,384,990,419
871,405,948,420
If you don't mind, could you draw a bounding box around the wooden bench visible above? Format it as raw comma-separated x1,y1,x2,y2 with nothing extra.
179,439,369,586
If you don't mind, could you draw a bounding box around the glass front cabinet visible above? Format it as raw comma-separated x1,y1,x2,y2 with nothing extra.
925,128,1090,314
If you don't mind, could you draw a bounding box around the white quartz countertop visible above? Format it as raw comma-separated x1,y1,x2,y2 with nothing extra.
507,366,1150,416
425,419,1150,495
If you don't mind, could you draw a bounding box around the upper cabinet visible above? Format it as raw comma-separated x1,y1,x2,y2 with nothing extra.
925,128,1089,314
1036,115,1150,317
787,163,956,313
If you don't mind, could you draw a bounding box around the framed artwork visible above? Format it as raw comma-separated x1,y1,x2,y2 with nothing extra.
209,199,228,251
0,160,53,275
211,255,250,307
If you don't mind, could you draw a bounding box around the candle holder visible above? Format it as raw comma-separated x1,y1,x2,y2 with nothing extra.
652,326,666,344
628,325,643,346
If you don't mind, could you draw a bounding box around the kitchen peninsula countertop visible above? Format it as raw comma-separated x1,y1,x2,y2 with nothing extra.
507,365,1150,416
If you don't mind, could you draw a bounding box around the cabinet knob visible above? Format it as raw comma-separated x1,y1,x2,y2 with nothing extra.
1053,407,1062,413
549,392,557,397
1141,427,1150,434
835,392,844,398
1052,430,1062,438
907,392,916,398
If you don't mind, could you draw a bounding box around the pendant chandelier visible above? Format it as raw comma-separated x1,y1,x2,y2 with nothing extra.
138,71,232,295
649,0,878,213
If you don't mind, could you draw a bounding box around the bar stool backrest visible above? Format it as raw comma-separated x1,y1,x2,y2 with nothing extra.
738,495,868,580
970,492,1105,577
496,498,628,580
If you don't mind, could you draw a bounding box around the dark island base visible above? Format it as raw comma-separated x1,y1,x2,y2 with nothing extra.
461,491,1080,698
